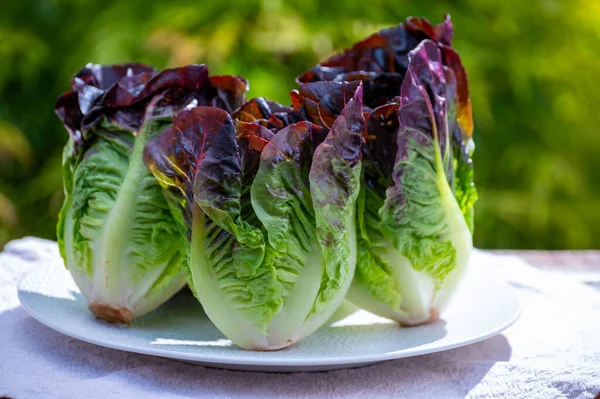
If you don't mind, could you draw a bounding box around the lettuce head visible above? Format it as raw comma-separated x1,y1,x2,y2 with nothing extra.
297,16,477,325
143,86,365,350
54,63,246,323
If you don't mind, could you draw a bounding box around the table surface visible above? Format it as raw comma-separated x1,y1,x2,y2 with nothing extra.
1,238,599,399
491,250,600,272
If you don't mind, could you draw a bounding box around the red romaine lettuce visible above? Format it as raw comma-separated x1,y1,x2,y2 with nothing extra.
143,86,365,350
294,16,477,326
54,63,247,323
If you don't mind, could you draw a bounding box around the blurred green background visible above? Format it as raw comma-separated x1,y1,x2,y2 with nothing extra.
0,0,599,249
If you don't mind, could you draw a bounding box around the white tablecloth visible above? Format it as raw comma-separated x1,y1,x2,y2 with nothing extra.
1,237,599,399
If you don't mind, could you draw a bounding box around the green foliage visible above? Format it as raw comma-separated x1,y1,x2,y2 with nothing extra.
0,0,599,249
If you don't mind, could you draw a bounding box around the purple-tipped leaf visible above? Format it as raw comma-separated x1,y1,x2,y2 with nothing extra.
291,81,361,129
56,63,247,157
233,97,304,131
143,107,241,226
297,15,454,84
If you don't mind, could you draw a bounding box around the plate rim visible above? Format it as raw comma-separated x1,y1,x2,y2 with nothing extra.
17,264,521,368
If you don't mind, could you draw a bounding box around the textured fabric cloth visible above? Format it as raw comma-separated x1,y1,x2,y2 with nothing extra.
0,237,599,399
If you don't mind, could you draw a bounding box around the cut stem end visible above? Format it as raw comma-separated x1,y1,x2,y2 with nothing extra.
245,339,295,352
88,302,133,324
400,308,440,327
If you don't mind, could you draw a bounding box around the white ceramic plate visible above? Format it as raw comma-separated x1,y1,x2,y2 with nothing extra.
18,253,520,372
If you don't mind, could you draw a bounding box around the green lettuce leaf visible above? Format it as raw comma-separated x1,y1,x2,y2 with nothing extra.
58,118,187,323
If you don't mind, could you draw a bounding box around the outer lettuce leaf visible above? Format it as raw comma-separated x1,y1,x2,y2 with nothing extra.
350,105,404,314
60,126,186,322
250,121,329,347
55,63,246,323
307,85,364,319
352,182,402,311
252,121,327,257
442,47,477,232
190,108,268,293
380,40,459,282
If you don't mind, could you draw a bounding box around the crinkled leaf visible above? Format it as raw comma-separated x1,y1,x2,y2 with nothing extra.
380,40,459,284
57,123,187,321
406,14,453,46
208,75,248,112
437,45,477,231
55,91,86,156
55,63,247,157
332,71,404,109
233,97,273,122
291,81,361,128
353,183,402,309
233,97,303,131
252,121,326,257
307,85,364,315
297,15,453,83
250,120,330,335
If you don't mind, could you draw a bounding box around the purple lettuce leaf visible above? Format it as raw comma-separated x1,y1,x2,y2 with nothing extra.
297,15,455,113
290,81,361,128
232,97,304,131
55,63,247,157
